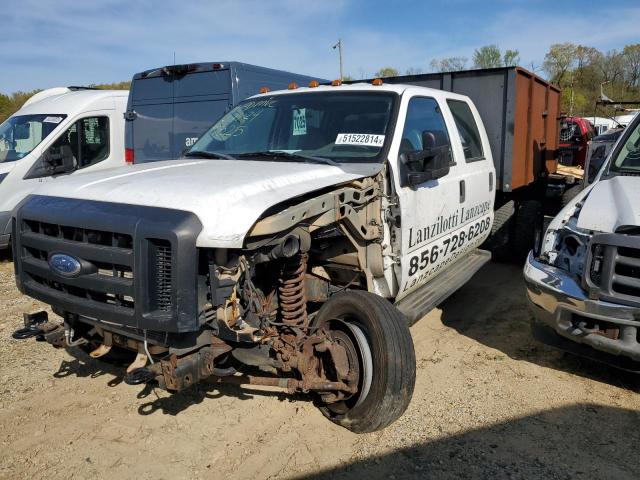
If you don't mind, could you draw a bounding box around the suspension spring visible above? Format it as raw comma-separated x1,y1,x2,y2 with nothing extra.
278,253,308,328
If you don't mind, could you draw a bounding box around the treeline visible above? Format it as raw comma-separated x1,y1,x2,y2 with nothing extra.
369,43,640,117
0,81,130,124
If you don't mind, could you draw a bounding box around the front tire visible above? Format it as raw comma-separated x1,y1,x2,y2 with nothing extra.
313,291,416,433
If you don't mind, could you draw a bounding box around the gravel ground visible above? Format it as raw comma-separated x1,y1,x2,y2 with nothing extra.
0,252,639,479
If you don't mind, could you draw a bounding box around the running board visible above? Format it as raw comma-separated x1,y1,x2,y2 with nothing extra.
395,249,491,326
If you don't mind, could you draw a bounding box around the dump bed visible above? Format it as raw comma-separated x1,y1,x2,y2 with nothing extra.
381,67,561,193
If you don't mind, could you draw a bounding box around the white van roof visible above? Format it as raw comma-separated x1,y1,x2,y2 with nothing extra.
17,88,129,116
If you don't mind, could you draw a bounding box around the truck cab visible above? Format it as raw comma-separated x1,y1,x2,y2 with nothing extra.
11,81,494,432
0,88,128,249
559,116,595,168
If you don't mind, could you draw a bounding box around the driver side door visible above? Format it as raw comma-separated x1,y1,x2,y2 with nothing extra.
393,95,483,300
25,116,110,180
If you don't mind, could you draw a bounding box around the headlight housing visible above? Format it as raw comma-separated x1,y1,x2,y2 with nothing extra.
540,201,592,278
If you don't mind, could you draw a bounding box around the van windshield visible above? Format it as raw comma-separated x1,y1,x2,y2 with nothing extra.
187,91,397,164
0,114,67,163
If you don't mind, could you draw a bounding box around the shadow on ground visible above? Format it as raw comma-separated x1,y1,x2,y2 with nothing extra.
0,248,12,263
54,345,305,416
296,404,640,480
438,261,640,392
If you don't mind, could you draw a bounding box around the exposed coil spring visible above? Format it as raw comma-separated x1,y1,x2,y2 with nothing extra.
278,253,308,328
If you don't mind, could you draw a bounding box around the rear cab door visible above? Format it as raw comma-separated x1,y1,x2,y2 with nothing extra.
392,89,494,300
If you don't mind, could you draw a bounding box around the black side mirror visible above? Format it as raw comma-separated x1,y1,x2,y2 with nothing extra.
399,144,451,187
44,145,76,175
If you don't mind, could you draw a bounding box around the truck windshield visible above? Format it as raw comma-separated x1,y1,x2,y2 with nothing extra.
187,91,397,164
0,114,67,163
610,118,640,174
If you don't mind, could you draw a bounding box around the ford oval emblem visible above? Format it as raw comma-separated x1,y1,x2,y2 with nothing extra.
49,253,82,278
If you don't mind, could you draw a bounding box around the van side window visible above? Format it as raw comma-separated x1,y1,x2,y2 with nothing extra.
399,97,452,171
447,100,484,161
79,117,109,168
46,116,110,170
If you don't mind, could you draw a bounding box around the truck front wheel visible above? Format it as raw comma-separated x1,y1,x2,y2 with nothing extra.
313,291,416,433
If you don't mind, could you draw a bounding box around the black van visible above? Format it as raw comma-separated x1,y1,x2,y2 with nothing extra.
125,62,324,163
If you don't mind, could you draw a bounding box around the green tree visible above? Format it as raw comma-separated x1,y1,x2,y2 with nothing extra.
543,43,578,86
429,57,468,72
473,45,502,69
622,44,640,86
374,67,399,78
0,90,42,124
503,49,520,67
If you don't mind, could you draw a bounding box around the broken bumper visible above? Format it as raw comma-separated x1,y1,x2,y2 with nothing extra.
524,252,640,370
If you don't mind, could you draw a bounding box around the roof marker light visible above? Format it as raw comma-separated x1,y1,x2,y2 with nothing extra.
331,79,342,86
288,82,299,90
308,80,319,88
259,87,270,94
371,78,383,86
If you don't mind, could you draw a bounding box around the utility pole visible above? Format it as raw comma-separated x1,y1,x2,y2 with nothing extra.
332,39,343,80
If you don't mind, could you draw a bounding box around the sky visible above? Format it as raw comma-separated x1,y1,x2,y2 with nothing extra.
3,0,640,93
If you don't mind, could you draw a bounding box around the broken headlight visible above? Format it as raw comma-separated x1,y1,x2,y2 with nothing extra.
539,203,592,278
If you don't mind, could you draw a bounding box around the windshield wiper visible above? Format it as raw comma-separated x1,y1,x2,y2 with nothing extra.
184,150,236,160
235,151,338,166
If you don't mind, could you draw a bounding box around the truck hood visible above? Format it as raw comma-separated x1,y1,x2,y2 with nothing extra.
576,175,640,233
30,159,377,247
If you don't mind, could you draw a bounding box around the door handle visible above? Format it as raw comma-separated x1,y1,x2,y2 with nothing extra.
459,180,466,203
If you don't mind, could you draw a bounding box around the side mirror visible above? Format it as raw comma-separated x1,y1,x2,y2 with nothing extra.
14,123,31,140
44,145,76,175
399,144,451,187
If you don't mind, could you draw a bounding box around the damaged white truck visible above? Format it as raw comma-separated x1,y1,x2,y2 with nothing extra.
525,113,640,371
11,73,555,432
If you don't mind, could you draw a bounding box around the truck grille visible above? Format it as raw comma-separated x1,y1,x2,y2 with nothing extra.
20,219,136,312
14,196,203,333
149,239,173,312
585,233,640,307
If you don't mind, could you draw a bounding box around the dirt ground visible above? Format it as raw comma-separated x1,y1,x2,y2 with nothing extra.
1,251,639,480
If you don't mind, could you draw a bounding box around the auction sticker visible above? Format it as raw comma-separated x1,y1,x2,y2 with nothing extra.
43,116,64,124
335,133,385,147
292,109,307,136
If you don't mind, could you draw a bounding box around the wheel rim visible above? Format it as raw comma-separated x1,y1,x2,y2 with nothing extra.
325,319,373,412
344,322,373,408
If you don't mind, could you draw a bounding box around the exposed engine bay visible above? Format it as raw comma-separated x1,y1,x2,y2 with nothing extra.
21,174,390,413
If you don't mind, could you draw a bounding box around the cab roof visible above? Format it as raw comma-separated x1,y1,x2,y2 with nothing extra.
17,88,129,116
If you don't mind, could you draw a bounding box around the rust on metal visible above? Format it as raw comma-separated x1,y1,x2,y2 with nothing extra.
512,67,561,190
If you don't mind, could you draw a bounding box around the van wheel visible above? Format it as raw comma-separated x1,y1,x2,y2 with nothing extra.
313,291,416,433
513,200,543,260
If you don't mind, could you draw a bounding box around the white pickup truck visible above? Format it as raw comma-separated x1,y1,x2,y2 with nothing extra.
525,113,640,371
12,81,496,432
0,87,128,249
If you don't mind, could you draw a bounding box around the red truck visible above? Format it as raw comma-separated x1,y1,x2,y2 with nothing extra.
558,116,595,168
